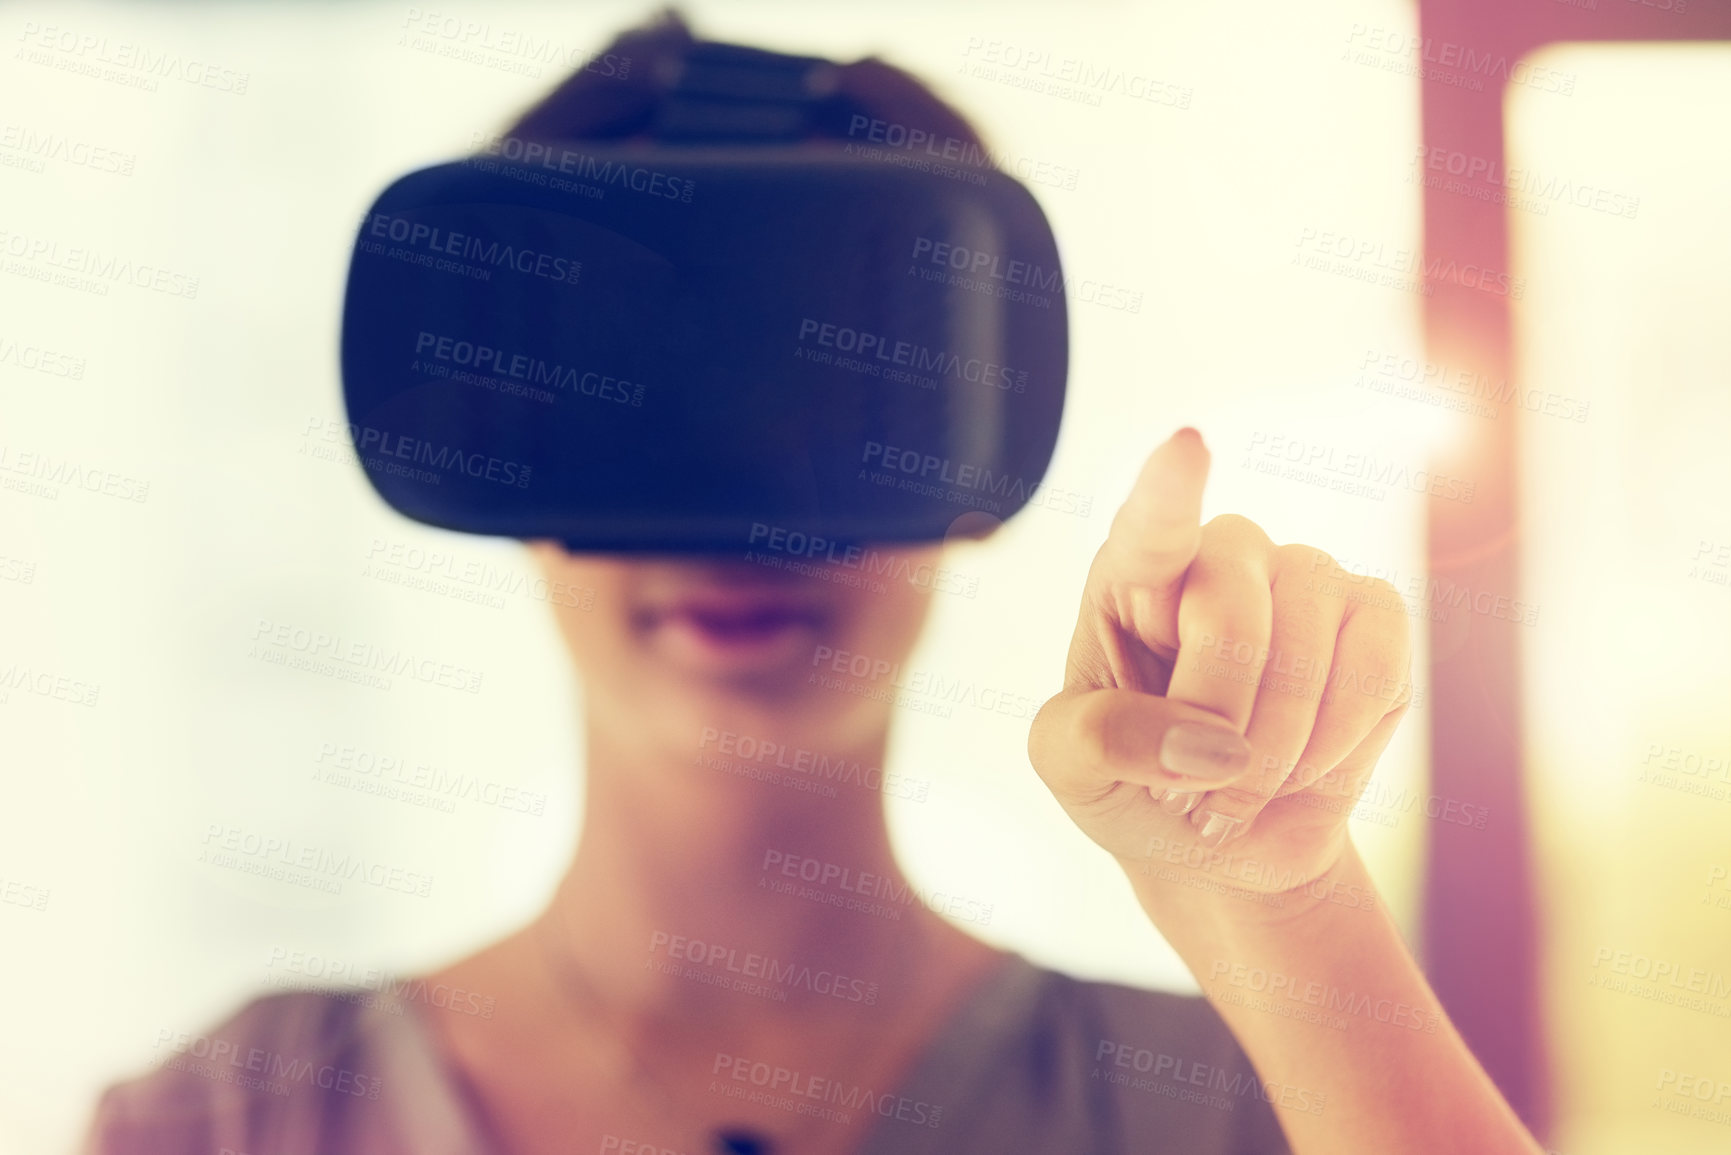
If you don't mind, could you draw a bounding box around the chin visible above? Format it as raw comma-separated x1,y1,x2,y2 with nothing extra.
643,656,885,753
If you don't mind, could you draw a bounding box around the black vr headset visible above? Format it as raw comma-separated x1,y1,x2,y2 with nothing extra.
340,40,1069,552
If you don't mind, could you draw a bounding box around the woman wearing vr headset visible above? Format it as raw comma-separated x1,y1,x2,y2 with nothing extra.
85,12,1545,1155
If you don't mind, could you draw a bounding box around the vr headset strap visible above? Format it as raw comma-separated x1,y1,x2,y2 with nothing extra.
651,41,841,142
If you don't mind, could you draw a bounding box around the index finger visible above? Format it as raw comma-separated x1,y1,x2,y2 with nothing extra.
1086,427,1211,653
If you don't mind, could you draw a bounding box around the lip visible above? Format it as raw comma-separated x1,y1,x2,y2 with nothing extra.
640,588,828,673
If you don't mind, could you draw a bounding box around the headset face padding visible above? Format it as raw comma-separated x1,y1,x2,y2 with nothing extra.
341,148,1068,551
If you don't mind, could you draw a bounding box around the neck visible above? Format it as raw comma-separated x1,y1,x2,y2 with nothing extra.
536,706,941,1032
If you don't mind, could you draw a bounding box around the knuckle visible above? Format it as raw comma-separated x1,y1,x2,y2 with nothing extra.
1254,751,1301,779
1278,542,1334,576
1179,602,1272,656
1285,762,1328,791
1028,697,1060,766
1380,620,1415,671
1197,522,1275,582
1065,692,1117,775
1346,583,1414,656
1103,521,1196,572
1308,764,1354,796
1204,512,1261,537
1210,784,1276,808
1366,576,1405,611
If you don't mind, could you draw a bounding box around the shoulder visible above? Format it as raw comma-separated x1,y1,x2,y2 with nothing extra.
80,988,402,1155
880,955,1293,1155
1040,963,1236,1042
1037,965,1299,1154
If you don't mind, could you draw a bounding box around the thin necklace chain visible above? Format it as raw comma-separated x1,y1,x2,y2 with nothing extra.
528,902,937,1155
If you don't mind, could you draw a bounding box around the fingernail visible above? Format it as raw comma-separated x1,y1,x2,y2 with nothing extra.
1159,789,1201,816
1160,723,1251,780
1193,809,1242,848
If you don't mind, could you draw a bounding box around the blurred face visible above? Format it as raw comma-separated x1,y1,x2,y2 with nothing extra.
528,541,947,752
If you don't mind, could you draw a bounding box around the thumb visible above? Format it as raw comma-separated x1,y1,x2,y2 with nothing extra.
1028,686,1254,803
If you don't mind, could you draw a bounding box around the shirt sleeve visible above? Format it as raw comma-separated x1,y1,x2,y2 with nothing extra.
78,1084,137,1155
75,991,365,1155
1083,979,1296,1155
77,1070,229,1155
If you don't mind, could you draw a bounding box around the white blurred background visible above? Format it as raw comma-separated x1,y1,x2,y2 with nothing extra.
1,3,1725,1153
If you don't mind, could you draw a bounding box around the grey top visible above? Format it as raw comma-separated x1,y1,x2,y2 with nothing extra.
82,954,1295,1154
